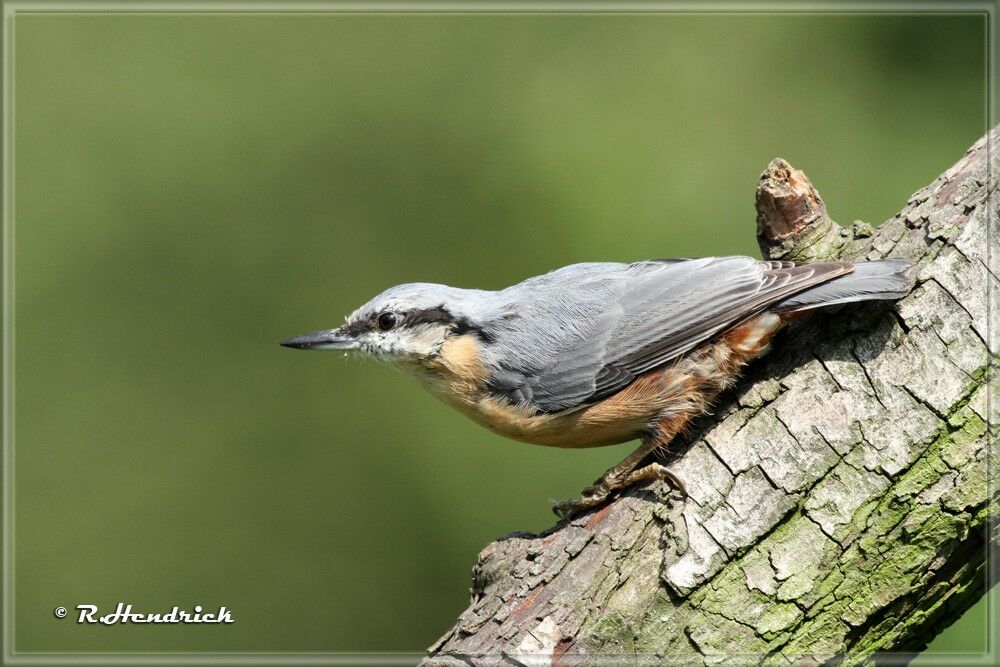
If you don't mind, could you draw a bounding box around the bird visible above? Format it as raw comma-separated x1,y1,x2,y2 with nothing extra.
281,256,913,518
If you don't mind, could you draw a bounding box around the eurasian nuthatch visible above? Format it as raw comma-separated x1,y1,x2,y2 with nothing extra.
281,256,912,518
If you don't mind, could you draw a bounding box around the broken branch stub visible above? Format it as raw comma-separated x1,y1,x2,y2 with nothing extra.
756,157,847,262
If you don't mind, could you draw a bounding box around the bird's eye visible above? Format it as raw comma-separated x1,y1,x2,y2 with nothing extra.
377,312,399,331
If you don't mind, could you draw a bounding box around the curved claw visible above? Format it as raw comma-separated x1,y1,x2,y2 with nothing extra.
662,468,688,497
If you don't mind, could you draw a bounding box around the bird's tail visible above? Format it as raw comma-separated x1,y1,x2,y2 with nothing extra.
773,258,915,313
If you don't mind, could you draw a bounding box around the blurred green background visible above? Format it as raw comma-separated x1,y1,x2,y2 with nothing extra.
11,12,988,657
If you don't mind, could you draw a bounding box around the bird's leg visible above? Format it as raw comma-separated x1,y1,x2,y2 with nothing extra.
552,416,690,519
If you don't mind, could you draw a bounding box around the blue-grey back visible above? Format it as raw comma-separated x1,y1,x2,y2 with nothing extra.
477,257,851,412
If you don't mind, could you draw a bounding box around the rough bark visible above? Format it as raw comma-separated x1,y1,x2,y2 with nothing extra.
423,127,998,666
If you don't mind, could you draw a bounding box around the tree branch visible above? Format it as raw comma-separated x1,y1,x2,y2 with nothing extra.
423,127,998,666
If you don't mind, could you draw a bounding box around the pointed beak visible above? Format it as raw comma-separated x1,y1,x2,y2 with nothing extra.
280,328,359,351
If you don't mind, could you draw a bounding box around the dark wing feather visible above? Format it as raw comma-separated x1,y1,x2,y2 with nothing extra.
491,257,852,413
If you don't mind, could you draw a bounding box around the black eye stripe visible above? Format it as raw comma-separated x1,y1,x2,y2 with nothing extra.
342,320,371,337
401,306,454,327
346,305,491,342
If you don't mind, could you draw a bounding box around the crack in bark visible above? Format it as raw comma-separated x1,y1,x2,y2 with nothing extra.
923,275,990,349
845,347,890,412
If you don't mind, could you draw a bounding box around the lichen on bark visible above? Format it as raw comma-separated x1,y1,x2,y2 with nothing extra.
423,127,998,666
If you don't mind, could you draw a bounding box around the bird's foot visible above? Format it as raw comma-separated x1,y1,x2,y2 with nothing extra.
551,464,687,521
621,462,688,497
551,483,610,521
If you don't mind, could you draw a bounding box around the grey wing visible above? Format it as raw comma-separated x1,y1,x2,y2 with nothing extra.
486,257,852,413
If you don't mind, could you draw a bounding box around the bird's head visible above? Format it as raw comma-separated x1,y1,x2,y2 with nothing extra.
280,283,494,368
